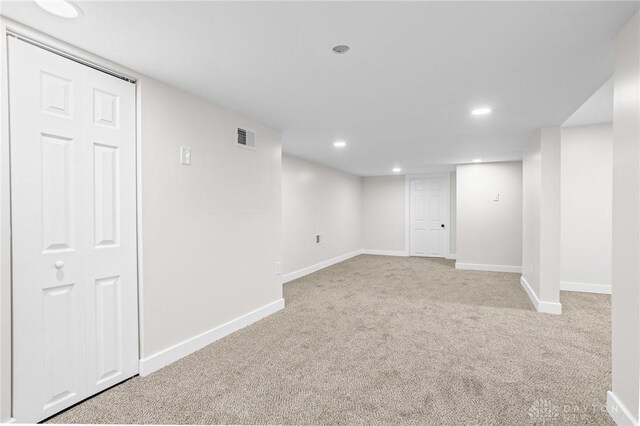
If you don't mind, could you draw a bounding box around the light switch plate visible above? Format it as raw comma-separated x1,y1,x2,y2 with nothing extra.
275,262,282,275
493,193,500,202
180,147,192,165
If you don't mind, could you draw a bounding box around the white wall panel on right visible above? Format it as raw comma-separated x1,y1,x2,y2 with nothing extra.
610,10,640,424
456,162,523,270
561,124,612,290
522,133,542,296
450,172,457,255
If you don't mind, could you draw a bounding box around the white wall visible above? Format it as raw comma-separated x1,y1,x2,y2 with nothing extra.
561,123,612,293
563,78,613,128
455,162,523,272
139,77,283,359
360,172,457,256
450,172,457,255
540,128,561,305
609,10,640,426
282,155,362,277
0,17,11,423
361,176,406,254
522,133,542,298
522,127,561,313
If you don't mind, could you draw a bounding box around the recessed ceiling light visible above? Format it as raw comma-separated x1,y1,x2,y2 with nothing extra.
332,45,350,54
472,158,483,163
471,107,492,116
392,167,402,173
333,141,347,148
35,0,81,18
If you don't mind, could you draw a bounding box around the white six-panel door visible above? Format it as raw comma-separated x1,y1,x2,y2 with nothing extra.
409,175,450,257
9,37,138,423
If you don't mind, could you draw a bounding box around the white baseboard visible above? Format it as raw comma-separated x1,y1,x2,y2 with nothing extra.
361,249,409,257
455,262,522,273
282,250,362,283
608,391,638,426
445,253,457,260
139,298,285,376
520,276,562,315
283,249,417,284
561,281,612,295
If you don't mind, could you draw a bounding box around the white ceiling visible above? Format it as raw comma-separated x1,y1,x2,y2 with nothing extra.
563,78,613,128
2,1,638,175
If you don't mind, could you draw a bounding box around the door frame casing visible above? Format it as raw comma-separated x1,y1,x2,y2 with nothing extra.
0,19,144,423
405,173,451,257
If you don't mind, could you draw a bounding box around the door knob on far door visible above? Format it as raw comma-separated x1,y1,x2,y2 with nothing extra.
441,224,445,228
54,260,64,269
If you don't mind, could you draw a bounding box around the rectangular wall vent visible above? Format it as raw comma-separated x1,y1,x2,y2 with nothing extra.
236,127,256,149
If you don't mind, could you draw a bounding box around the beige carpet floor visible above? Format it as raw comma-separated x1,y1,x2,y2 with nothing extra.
46,255,612,425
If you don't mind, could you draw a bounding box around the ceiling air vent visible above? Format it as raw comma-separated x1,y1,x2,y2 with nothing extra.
236,127,256,150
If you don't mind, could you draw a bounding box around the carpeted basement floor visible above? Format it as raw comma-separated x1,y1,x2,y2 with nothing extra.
46,255,612,425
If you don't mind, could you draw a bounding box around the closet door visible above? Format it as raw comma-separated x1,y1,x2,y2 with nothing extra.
9,37,138,423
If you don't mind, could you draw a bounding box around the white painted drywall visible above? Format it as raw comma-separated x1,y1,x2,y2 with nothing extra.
361,176,406,253
456,162,523,270
450,172,457,255
282,155,362,276
539,128,561,304
522,132,542,297
139,77,283,358
563,78,613,128
0,17,11,423
610,10,640,424
561,124,612,291
522,128,561,310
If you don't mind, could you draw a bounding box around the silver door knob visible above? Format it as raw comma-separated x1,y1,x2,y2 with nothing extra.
55,261,64,269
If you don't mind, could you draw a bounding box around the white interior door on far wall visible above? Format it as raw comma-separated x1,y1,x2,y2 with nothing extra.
409,175,450,257
9,37,138,423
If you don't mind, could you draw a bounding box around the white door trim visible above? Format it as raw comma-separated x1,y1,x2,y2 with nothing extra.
2,21,143,422
405,173,451,257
